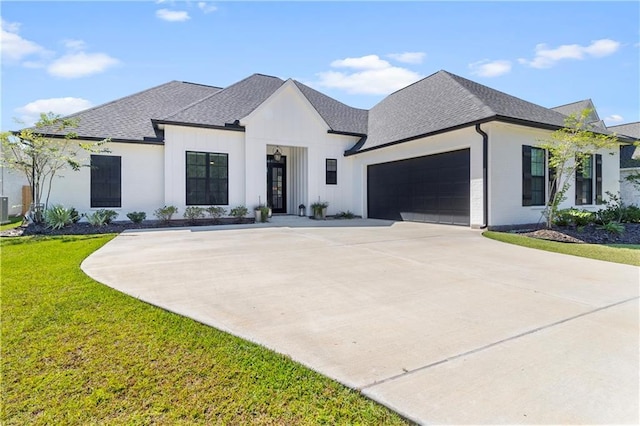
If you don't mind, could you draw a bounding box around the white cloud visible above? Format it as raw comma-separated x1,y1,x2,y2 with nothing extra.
584,39,621,57
604,114,624,123
330,55,391,70
198,2,218,14
15,97,93,126
0,18,48,62
156,8,190,22
519,38,621,69
469,59,512,77
48,52,120,78
315,55,423,95
63,39,87,51
387,52,426,64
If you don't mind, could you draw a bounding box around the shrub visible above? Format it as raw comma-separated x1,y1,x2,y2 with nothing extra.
335,210,355,219
154,206,178,222
184,206,205,223
44,205,73,230
595,191,624,225
623,205,640,223
95,209,118,224
259,205,270,222
69,207,81,223
126,211,147,224
206,206,226,223
553,208,595,227
86,210,109,227
229,205,248,223
598,221,625,235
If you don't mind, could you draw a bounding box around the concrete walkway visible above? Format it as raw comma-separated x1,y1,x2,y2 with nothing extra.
82,217,639,424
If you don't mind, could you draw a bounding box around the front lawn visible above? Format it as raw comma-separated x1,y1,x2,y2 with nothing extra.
0,215,23,231
1,235,407,425
483,231,640,266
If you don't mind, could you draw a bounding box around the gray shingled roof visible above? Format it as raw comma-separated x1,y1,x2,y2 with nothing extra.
159,74,368,135
160,74,285,127
358,70,569,152
551,99,609,132
610,122,640,168
37,81,221,141
293,81,368,134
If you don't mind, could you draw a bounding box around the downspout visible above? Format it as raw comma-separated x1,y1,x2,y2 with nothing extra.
475,124,488,228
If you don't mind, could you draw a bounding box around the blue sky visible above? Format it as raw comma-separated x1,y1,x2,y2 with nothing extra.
1,1,638,131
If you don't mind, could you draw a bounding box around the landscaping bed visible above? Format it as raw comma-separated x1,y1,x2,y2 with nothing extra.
3,219,639,245
0,218,255,237
514,223,640,245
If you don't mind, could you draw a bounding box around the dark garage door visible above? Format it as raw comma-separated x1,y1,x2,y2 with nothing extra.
367,149,470,225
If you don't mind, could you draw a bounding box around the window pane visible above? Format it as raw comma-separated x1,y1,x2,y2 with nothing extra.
186,151,228,205
91,155,121,208
531,148,545,177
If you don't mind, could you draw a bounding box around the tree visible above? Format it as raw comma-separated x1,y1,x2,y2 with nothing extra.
0,113,109,222
539,109,619,228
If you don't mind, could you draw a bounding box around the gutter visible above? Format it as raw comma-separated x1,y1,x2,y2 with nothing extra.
475,124,489,229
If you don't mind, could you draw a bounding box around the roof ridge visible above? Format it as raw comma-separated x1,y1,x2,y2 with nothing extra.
162,73,284,121
551,98,592,110
609,121,640,127
439,71,497,116
292,80,368,112
370,69,442,102
60,80,184,120
179,81,223,90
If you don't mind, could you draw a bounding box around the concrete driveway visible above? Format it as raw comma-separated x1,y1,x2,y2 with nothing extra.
81,218,639,424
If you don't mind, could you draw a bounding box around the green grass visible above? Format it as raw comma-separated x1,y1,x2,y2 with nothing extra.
607,244,640,250
0,216,23,230
483,231,640,266
1,235,407,425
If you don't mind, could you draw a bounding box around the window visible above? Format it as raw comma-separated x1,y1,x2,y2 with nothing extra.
522,146,545,206
326,159,337,185
575,154,603,205
186,151,228,205
91,155,121,208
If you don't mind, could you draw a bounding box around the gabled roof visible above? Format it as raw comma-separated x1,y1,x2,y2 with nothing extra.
357,70,569,152
610,122,640,168
157,74,368,135
293,81,368,135
158,74,285,128
35,81,222,142
551,99,609,132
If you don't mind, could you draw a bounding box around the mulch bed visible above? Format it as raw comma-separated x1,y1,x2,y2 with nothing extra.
515,223,640,245
1,218,254,238
3,220,639,245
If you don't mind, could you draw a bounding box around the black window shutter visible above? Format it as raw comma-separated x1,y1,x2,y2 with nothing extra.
522,145,532,206
548,151,556,205
595,154,603,204
575,156,584,205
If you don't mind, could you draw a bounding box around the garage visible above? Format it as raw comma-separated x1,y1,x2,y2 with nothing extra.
367,149,470,225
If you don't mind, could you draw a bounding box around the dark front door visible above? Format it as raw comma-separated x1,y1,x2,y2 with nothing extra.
267,155,286,213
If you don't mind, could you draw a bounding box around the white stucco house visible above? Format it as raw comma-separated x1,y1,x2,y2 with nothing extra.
2,70,635,228
609,122,640,206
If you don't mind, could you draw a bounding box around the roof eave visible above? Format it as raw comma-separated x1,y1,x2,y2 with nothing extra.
344,117,495,156
152,119,246,132
10,131,165,146
345,115,635,156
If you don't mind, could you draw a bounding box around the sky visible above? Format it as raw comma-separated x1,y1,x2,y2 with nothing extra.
1,1,639,132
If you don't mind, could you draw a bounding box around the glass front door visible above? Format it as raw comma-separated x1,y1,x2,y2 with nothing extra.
267,155,286,213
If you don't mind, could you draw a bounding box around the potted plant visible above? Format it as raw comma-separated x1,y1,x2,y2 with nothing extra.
254,205,263,223
311,201,328,220
254,204,270,223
